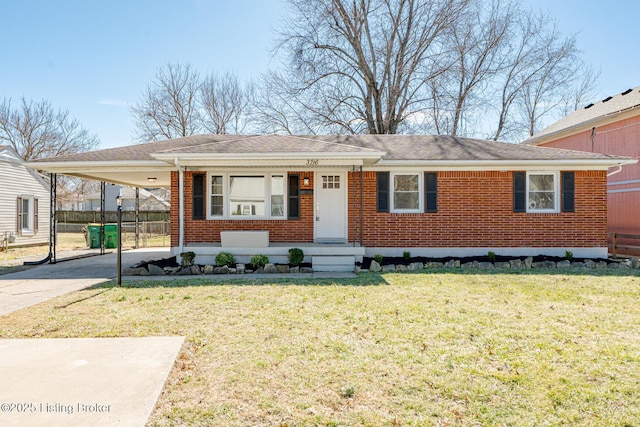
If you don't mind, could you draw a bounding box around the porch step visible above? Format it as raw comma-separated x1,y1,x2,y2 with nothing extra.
312,255,356,272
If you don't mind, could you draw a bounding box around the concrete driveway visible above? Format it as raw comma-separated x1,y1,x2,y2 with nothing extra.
0,248,170,316
0,249,183,427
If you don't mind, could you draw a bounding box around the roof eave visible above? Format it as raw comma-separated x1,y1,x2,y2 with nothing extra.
526,105,640,145
374,158,637,170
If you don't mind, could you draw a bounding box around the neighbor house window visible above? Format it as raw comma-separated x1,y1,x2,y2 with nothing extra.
207,173,287,219
16,195,38,236
527,172,559,212
392,173,421,212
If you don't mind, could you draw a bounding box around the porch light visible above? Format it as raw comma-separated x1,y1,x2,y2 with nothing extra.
303,177,310,186
147,177,157,183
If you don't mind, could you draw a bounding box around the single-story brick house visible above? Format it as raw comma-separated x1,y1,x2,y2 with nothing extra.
27,134,635,270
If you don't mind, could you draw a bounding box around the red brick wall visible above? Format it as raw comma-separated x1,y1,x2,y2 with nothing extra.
171,169,607,248
347,170,607,248
170,171,314,247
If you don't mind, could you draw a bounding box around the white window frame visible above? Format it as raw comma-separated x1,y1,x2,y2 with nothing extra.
526,171,560,213
391,172,422,213
20,195,34,235
207,172,287,220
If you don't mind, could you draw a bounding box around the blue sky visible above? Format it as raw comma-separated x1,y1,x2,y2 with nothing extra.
1,0,638,149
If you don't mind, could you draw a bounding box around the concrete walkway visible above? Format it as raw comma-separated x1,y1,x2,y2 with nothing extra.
0,248,169,316
0,337,184,427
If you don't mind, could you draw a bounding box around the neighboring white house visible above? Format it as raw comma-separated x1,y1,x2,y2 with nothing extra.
0,145,50,248
80,185,170,212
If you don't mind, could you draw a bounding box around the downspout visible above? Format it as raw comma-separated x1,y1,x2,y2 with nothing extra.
176,158,184,255
607,165,623,177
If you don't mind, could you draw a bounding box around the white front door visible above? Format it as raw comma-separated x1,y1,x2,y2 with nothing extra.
315,172,347,242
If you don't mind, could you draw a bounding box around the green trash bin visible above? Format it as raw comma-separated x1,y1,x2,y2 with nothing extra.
87,224,102,249
104,224,118,249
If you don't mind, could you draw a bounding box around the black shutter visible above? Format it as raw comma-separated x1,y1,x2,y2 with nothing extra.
192,174,205,220
513,172,526,212
377,172,390,213
424,172,437,213
561,172,575,212
288,174,300,219
34,197,39,234
16,196,22,236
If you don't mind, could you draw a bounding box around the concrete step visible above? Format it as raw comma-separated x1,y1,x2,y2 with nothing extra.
312,255,356,272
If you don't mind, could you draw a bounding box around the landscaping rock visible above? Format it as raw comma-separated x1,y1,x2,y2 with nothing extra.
300,267,313,273
236,264,246,274
571,261,585,268
191,265,202,275
382,264,396,272
444,260,456,268
369,260,382,272
478,262,494,269
176,266,199,275
408,262,424,270
608,262,619,269
254,267,263,274
228,268,236,274
509,259,522,269
264,263,277,273
147,264,166,276
290,266,300,274
164,266,180,275
276,265,290,273
396,264,408,271
203,265,214,275
524,257,533,268
596,261,608,268
494,262,510,269
122,267,148,276
630,257,639,269
584,259,596,269
556,260,571,268
619,261,631,270
532,261,555,269
427,262,444,268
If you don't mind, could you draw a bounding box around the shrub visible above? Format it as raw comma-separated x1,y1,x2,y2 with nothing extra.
403,251,411,260
565,250,574,261
373,254,384,264
251,254,269,269
215,252,236,267
180,251,196,267
288,248,304,266
487,251,496,262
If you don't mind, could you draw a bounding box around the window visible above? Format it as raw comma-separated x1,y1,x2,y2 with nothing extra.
207,173,287,219
271,175,285,217
230,176,265,217
16,195,37,236
210,175,224,217
322,175,340,189
392,173,421,212
22,198,31,230
527,172,559,212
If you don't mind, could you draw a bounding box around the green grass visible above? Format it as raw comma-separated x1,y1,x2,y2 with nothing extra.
1,270,639,426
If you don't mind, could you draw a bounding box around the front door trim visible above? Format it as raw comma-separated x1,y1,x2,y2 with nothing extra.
314,171,348,242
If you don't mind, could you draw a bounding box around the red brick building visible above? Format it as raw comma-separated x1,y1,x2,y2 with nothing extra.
527,85,640,254
31,134,634,269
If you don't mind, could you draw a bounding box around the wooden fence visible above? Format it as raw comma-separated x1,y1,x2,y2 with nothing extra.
610,232,640,258
56,210,170,224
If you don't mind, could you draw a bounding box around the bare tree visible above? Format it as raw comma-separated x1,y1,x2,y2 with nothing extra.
0,97,99,161
200,71,251,134
272,0,470,134
430,0,513,136
131,62,202,142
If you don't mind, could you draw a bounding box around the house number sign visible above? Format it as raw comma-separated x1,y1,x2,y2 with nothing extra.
305,159,319,167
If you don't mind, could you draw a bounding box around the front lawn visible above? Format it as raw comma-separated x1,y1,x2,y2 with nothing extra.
1,270,639,426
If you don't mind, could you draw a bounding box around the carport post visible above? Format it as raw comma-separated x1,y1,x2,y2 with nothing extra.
116,194,122,286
